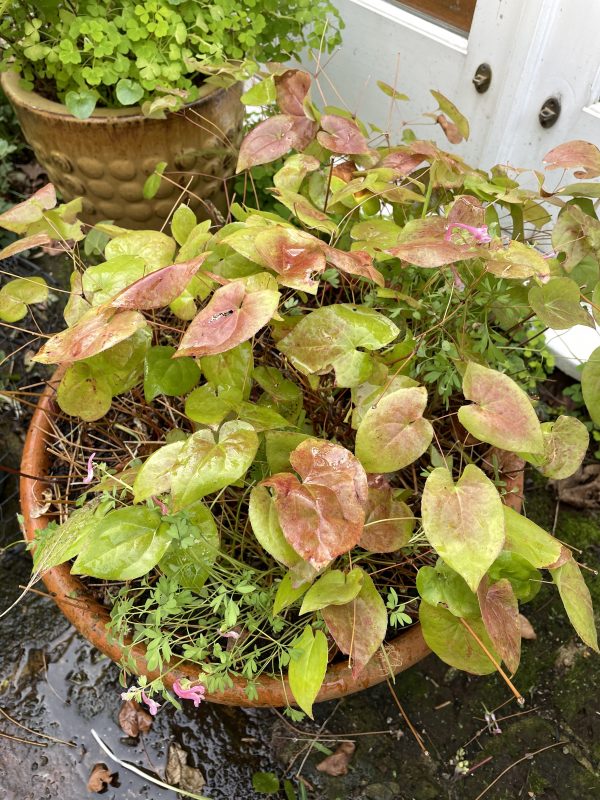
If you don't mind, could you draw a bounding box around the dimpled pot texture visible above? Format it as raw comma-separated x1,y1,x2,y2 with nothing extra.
1,70,243,229
20,374,524,708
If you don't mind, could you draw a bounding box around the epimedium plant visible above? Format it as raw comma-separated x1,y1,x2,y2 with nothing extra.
0,0,341,119
4,69,600,719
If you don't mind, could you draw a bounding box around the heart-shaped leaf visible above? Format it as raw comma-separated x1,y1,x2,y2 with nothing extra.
421,464,505,592
288,625,328,718
82,255,147,306
133,440,186,504
317,115,370,155
171,205,197,246
419,601,498,674
262,440,368,571
551,555,599,652
236,114,318,172
359,474,415,552
324,246,385,287
483,241,550,280
477,578,521,674
278,304,399,388
185,384,242,426
56,362,113,421
0,183,56,234
254,226,326,293
33,306,147,364
65,89,97,119
176,274,280,357
355,386,433,472
171,421,258,510
458,362,544,454
321,570,387,677
299,568,364,614
387,217,477,268
143,345,201,401
502,506,562,568
33,500,111,572
416,560,480,619
274,70,312,116
158,502,219,592
528,277,593,329
201,341,254,399
521,415,589,480
73,507,171,580
112,254,211,309
115,78,144,106
351,375,417,429
543,140,600,179
105,230,176,269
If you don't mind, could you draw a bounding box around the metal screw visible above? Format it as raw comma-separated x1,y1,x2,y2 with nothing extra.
472,63,492,94
539,97,561,128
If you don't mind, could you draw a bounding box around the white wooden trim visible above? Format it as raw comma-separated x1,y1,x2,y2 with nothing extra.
347,0,468,54
583,103,600,121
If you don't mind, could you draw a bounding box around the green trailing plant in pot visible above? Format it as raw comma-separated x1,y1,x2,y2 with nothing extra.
0,0,341,229
6,70,599,720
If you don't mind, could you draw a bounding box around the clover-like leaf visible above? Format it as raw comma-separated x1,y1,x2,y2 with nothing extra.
272,189,337,235
458,362,544,454
521,415,589,480
419,601,497,674
236,114,317,172
543,140,600,179
65,89,97,119
317,114,370,155
0,183,56,234
299,568,364,614
421,465,505,592
171,205,197,246
288,625,328,718
477,578,521,674
144,345,201,401
171,421,259,510
502,506,562,568
133,440,186,504
0,276,48,323
551,555,598,652
33,306,147,364
528,277,593,330
359,474,415,553
321,570,387,678
115,78,144,106
112,254,211,309
355,386,433,472
262,440,368,571
254,226,326,293
176,274,280,357
278,304,399,388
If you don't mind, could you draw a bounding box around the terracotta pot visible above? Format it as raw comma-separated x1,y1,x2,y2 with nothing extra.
20,376,524,708
1,70,244,229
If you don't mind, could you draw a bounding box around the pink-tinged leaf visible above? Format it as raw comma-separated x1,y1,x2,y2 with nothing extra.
355,386,433,472
0,232,51,260
478,577,521,674
176,274,279,357
359,474,414,553
317,115,370,156
543,140,600,179
322,570,387,677
324,246,385,287
0,184,57,233
458,362,544,454
274,69,312,116
483,241,550,280
447,195,486,229
236,115,317,172
254,227,326,293
111,253,211,309
381,150,426,175
421,464,505,592
33,306,147,364
262,440,368,571
523,415,589,480
551,555,599,652
435,113,463,144
388,218,477,267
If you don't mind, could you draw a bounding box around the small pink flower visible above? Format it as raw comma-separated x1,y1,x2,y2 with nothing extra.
445,222,492,244
141,691,161,716
82,452,97,485
152,496,169,515
172,679,206,707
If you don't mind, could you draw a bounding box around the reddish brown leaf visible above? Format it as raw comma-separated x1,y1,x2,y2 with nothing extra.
32,306,147,364
118,699,153,737
543,140,600,179
477,577,521,674
388,218,477,267
359,474,414,553
447,195,486,229
176,275,279,357
435,113,463,144
322,570,387,677
111,253,211,309
0,232,52,261
254,226,326,292
275,69,312,116
324,246,385,287
0,183,57,233
316,741,356,776
317,115,370,155
380,150,426,175
236,114,317,172
87,763,116,793
262,440,368,571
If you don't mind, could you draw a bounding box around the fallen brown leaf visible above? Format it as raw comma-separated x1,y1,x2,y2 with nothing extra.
519,613,537,640
87,762,116,793
316,741,355,776
118,699,153,738
165,742,206,793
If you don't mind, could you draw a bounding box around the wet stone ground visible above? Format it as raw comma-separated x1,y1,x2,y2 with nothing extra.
1,261,600,799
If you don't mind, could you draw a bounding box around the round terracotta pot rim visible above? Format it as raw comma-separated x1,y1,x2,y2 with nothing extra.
19,372,524,707
1,69,232,122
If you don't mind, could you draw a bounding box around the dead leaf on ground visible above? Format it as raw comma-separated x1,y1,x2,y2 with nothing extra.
87,762,117,793
118,699,153,738
551,464,600,509
316,741,356,776
519,613,537,640
165,742,206,793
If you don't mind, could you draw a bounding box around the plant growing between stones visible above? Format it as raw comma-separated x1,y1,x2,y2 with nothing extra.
3,70,599,718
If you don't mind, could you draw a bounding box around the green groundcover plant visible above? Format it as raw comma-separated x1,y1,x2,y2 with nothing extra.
0,0,341,118
2,70,600,719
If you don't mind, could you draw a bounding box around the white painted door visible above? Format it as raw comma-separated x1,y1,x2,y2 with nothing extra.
316,0,600,171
